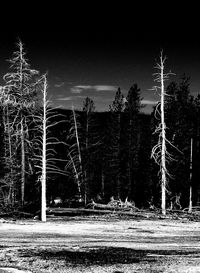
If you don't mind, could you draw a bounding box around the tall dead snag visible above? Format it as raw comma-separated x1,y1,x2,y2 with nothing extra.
151,52,174,215
82,97,95,204
0,86,16,205
66,106,83,202
34,75,67,222
41,76,47,222
3,39,39,206
188,137,193,213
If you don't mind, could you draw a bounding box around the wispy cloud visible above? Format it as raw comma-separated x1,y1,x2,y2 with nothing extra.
142,99,157,105
56,96,72,101
76,85,93,89
54,82,65,88
70,87,84,94
70,85,117,93
94,85,116,91
56,95,87,101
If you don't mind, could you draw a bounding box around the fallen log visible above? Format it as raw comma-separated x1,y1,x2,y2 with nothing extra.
87,203,133,211
47,207,200,221
86,199,136,210
48,207,147,218
0,211,34,218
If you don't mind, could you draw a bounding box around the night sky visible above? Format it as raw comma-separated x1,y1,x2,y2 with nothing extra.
0,7,199,113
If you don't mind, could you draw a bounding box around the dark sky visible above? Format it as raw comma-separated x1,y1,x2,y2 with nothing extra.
0,6,199,113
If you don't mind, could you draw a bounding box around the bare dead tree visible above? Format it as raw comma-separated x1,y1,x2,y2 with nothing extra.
151,51,175,215
33,75,67,221
188,137,193,213
3,39,39,206
0,85,21,205
67,151,82,198
66,106,84,202
82,97,95,204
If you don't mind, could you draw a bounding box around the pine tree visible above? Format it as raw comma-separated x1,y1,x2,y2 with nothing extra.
109,88,125,198
165,75,196,208
124,83,143,201
82,97,95,203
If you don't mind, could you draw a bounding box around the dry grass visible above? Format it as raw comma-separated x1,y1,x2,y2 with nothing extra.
1,216,200,272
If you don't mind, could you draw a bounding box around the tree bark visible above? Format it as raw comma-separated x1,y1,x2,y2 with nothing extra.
21,119,25,206
160,56,167,216
188,138,193,213
41,77,47,222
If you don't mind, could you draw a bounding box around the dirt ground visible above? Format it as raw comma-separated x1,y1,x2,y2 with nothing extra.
1,215,200,272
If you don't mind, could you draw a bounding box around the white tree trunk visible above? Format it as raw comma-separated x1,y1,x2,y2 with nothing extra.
151,52,174,216
68,152,82,198
41,76,47,222
160,58,167,215
21,119,25,206
6,106,15,204
72,106,83,200
188,138,193,213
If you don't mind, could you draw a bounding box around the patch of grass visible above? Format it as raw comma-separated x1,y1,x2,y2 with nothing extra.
1,246,200,273
18,247,200,265
18,247,144,265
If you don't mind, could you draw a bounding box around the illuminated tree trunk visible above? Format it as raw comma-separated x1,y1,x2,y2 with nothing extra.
3,39,39,206
67,106,83,201
84,112,89,205
68,152,82,199
101,171,105,197
151,52,174,216
21,119,25,206
6,106,15,204
188,137,193,213
160,58,167,215
41,76,47,222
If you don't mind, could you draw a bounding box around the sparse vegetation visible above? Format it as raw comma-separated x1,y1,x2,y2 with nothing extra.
0,39,200,272
1,217,200,272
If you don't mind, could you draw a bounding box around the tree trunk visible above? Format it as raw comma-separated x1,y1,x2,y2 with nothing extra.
101,171,105,197
5,106,15,205
84,113,89,205
160,57,167,216
41,77,47,222
72,107,84,200
188,138,193,213
128,119,133,199
21,119,25,206
68,152,82,201
116,113,121,198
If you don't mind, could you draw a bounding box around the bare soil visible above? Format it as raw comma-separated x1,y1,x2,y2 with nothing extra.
0,215,200,272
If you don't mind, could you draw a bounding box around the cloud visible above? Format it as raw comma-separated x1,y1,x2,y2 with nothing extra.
56,95,87,101
94,85,116,91
54,82,65,88
76,85,93,89
75,95,88,99
56,96,72,101
142,99,157,105
70,85,117,93
70,87,83,94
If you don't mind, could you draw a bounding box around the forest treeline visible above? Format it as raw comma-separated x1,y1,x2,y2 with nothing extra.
0,40,200,215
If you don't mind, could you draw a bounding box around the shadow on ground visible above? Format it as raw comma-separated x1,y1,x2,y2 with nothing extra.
18,247,200,266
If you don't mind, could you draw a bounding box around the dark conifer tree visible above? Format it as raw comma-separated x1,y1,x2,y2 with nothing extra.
124,83,143,202
82,97,96,202
109,88,125,198
193,95,200,204
165,75,196,207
